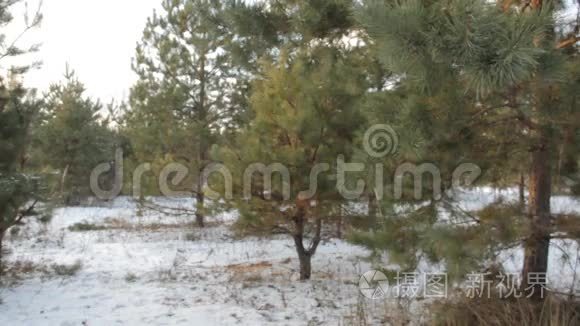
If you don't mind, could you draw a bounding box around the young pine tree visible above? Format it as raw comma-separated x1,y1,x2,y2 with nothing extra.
355,0,580,299
0,0,43,273
0,80,45,273
216,0,383,280
35,68,115,205
128,0,246,226
220,47,368,280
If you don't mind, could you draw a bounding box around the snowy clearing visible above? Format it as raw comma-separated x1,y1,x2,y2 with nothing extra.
0,197,373,325
0,189,579,325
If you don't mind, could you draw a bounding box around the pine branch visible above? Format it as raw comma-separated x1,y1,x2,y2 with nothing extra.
14,199,38,225
556,35,579,49
0,0,42,62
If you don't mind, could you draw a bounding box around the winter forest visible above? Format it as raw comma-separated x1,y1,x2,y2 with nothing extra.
2,0,580,325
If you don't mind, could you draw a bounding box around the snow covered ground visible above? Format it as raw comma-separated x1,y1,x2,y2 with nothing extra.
0,189,579,325
0,197,373,325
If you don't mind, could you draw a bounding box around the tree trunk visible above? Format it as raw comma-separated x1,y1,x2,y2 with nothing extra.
296,247,312,280
194,145,206,227
336,204,343,239
194,125,206,228
194,52,207,228
292,208,321,281
195,190,205,228
0,230,4,277
519,172,526,210
368,191,377,229
521,142,551,300
60,164,70,195
519,0,552,301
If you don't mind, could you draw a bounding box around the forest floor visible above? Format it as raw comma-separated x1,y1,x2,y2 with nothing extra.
0,189,579,325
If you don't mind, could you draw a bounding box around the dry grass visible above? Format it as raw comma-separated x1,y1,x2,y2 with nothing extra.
225,261,273,273
342,296,371,326
50,260,83,277
342,297,416,326
1,260,43,280
68,222,107,232
226,261,273,283
430,294,580,326
1,259,83,285
68,217,222,233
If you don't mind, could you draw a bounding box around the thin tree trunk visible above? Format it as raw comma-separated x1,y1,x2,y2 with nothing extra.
60,164,70,195
0,230,4,276
292,208,321,280
368,191,377,229
195,52,207,228
336,204,343,239
292,207,309,280
195,187,205,228
195,139,206,228
296,247,312,280
556,142,564,191
521,141,551,300
519,172,526,210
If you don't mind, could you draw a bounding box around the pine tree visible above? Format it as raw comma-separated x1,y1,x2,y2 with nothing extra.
127,0,247,227
34,67,116,205
215,0,379,280
0,0,43,273
220,46,368,280
0,79,45,273
354,0,580,299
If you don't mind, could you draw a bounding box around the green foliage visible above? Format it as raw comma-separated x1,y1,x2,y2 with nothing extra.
0,172,41,229
125,0,251,199
33,68,116,203
213,0,380,280
351,0,580,283
221,44,368,208
0,1,45,254
227,0,357,56
358,0,554,96
0,84,35,173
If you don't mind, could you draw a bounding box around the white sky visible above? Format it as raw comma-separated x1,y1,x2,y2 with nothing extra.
4,0,161,103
